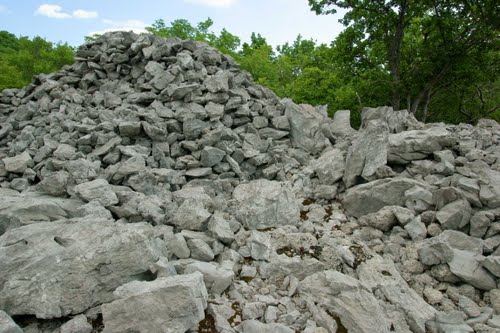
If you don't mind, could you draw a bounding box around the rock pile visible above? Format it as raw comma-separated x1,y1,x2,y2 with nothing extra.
0,31,499,333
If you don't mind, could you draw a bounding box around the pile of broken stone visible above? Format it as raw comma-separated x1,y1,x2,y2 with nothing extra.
0,31,498,333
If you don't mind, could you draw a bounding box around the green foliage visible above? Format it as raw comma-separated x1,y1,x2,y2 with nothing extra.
146,18,241,56
307,0,500,124
0,31,74,90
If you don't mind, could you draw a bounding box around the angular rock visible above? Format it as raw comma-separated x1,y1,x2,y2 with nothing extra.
240,320,294,333
187,238,215,261
172,198,211,231
344,119,388,188
357,257,437,333
73,179,119,207
301,270,391,333
436,199,472,230
232,179,299,229
201,146,226,167
388,126,456,164
311,148,345,185
0,310,22,333
184,261,234,295
3,151,33,173
285,102,330,155
60,314,93,333
0,219,166,318
101,273,207,333
448,250,497,290
343,178,429,218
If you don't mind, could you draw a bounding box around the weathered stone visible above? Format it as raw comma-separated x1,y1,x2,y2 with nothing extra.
201,146,226,167
357,257,437,333
285,102,330,155
311,148,345,185
358,206,400,232
187,238,215,261
0,310,23,333
436,199,472,230
60,314,93,333
418,230,483,266
74,179,119,207
301,270,392,333
232,180,299,229
482,256,500,278
101,273,207,333
405,216,427,241
448,250,497,290
0,219,166,318
184,261,234,295
240,320,294,333
3,152,33,173
388,126,456,164
172,198,211,231
343,178,429,218
344,119,388,188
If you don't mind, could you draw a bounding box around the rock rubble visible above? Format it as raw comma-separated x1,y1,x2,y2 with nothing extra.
0,31,499,333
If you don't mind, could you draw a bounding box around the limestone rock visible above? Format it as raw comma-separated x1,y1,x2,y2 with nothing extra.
101,273,208,333
232,180,299,229
301,270,392,333
344,119,388,188
311,148,345,185
73,179,119,207
285,102,330,155
0,219,166,318
0,310,22,333
343,178,429,218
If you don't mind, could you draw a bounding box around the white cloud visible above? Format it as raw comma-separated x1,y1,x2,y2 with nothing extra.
73,9,98,19
90,19,147,35
184,0,236,8
35,4,71,19
34,4,98,19
0,5,8,13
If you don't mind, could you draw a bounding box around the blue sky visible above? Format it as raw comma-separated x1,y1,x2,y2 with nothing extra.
0,0,346,48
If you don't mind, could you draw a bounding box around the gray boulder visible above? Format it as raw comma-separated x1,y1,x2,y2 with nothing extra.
343,178,429,218
301,270,391,333
101,272,208,333
2,151,34,173
388,126,456,164
0,188,83,235
361,106,422,133
435,199,472,230
311,148,345,185
357,257,437,333
344,119,388,188
60,314,93,333
418,230,483,266
240,320,294,333
0,219,166,318
285,102,330,155
232,180,299,229
0,310,22,333
184,261,234,295
73,179,119,207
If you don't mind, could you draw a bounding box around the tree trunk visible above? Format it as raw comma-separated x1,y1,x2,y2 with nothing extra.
422,90,433,122
388,2,408,111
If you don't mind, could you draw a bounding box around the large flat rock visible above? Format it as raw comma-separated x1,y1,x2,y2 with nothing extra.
343,178,429,218
101,273,208,333
0,219,167,318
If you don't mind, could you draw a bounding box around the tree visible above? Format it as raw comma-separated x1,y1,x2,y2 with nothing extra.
308,0,499,121
146,18,241,57
0,32,74,90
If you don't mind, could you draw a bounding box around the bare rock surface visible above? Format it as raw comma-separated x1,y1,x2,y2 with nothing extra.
0,31,499,333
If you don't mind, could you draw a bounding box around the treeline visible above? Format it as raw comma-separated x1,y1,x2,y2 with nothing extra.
0,31,74,91
1,1,498,124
